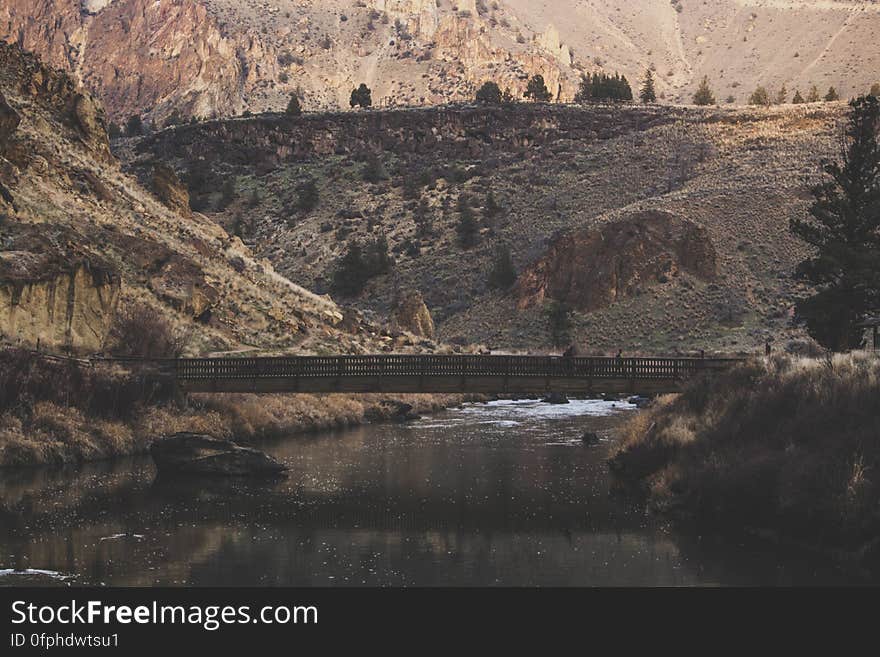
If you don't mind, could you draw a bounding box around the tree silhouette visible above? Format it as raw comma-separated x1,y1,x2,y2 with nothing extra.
475,81,503,105
350,83,373,108
792,90,805,104
807,85,821,103
639,69,656,104
286,94,302,116
789,95,880,350
487,243,517,289
524,75,553,102
825,86,840,102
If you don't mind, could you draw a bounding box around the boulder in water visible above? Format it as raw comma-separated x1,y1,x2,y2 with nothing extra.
150,433,288,478
542,392,570,405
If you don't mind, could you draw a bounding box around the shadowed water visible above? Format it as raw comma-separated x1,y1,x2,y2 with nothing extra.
0,399,868,586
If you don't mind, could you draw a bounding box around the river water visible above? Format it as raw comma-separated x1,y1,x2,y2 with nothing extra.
0,399,868,586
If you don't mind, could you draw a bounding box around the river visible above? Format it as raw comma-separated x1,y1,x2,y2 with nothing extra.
0,399,868,586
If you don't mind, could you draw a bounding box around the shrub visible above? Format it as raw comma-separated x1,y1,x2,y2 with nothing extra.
108,304,191,359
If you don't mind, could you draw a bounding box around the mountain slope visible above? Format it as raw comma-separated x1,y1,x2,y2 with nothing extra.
129,100,847,354
0,41,395,356
2,1,877,124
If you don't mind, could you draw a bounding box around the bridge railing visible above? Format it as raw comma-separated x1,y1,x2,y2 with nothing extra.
173,355,742,381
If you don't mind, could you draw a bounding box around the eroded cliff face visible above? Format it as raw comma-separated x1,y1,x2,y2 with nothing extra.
0,0,579,123
516,211,718,313
0,235,120,351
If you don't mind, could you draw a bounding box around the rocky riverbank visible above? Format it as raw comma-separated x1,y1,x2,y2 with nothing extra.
609,352,880,568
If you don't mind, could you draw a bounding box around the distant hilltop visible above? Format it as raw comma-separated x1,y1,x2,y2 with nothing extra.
1,0,878,124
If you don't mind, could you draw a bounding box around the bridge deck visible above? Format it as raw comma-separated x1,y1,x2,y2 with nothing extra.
173,355,742,395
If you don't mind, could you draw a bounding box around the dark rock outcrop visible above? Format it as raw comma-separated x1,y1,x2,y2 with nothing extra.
150,433,288,478
517,211,717,312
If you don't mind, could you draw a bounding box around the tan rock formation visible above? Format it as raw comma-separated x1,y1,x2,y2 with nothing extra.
0,249,121,352
391,290,434,339
516,211,717,313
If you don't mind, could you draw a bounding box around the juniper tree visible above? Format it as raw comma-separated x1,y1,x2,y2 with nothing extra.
775,84,788,105
807,85,821,103
350,83,372,108
639,69,657,104
792,90,805,104
476,81,503,105
749,86,771,106
286,93,302,116
825,86,840,102
789,95,880,350
692,76,715,106
487,243,517,290
332,241,368,296
524,75,553,102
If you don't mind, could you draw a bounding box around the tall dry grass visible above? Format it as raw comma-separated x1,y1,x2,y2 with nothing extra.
610,353,880,556
0,348,470,467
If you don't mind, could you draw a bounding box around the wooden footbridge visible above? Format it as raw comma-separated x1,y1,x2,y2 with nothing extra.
171,354,743,395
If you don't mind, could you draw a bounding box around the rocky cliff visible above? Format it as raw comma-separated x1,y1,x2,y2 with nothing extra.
3,1,878,124
0,41,420,356
516,211,717,313
0,225,120,351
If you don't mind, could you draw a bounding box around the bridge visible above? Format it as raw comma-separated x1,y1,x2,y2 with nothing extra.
172,354,743,395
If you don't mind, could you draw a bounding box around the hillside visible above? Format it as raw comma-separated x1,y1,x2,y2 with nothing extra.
2,1,877,124
0,41,448,357
128,100,847,354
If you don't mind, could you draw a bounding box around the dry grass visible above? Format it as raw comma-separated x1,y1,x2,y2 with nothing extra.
610,353,880,557
0,349,469,467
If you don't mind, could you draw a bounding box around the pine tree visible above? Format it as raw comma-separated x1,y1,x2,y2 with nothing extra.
825,86,840,102
749,86,771,106
286,94,302,116
792,90,805,104
789,95,880,350
639,69,656,104
524,75,553,102
807,85,821,103
475,81,502,105
692,76,715,106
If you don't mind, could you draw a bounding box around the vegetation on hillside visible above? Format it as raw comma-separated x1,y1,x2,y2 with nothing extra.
610,353,880,564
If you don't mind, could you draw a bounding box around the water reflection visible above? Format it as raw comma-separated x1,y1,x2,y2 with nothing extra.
0,399,869,586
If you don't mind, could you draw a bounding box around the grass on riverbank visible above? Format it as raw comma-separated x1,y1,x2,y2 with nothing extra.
610,352,880,562
0,349,469,468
